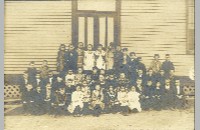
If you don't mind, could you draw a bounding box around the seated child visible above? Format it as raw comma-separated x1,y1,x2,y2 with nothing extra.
90,85,105,117
117,86,129,115
68,85,84,116
65,70,76,85
127,86,142,112
104,86,117,113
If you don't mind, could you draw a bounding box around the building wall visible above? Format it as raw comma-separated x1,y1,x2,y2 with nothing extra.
4,0,194,76
121,0,194,76
4,1,72,74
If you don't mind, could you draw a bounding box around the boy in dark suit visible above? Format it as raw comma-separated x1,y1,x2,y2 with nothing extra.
64,44,78,72
128,52,138,85
161,54,175,78
26,61,37,88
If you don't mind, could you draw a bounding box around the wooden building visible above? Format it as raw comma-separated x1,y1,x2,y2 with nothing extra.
4,0,194,81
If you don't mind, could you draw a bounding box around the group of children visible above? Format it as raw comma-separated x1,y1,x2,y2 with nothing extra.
20,43,186,117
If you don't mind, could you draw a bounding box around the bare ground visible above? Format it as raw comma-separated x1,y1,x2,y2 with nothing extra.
4,107,194,130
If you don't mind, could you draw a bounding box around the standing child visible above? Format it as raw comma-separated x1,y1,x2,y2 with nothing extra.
33,86,45,115
161,54,175,78
40,60,50,87
94,44,106,70
65,70,76,85
57,44,66,72
106,43,115,72
75,68,85,85
127,86,142,112
104,86,117,113
81,80,91,115
83,44,95,74
128,52,138,85
149,54,162,74
27,61,37,88
44,83,55,115
77,42,84,68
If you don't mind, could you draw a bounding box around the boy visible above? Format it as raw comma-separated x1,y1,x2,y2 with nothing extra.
172,80,185,109
155,69,166,86
64,44,78,72
90,85,105,117
65,79,76,106
113,45,123,73
57,44,66,72
117,73,130,88
52,76,65,93
136,57,146,75
127,86,142,112
117,86,129,116
26,61,37,88
91,67,99,81
149,54,162,74
81,80,91,115
161,54,175,78
136,69,146,85
54,86,67,116
135,78,144,94
161,79,174,109
33,86,45,115
75,68,85,85
104,86,117,113
68,85,84,116
128,52,138,85
145,69,156,85
152,82,163,110
43,83,55,114
106,74,117,89
22,84,35,114
120,48,131,75
39,60,50,86
65,70,76,85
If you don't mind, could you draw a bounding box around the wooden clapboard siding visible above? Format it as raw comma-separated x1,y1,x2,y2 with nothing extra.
121,0,194,76
4,1,72,74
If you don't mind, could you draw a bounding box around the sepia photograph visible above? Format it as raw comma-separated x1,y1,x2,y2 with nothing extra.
4,0,195,130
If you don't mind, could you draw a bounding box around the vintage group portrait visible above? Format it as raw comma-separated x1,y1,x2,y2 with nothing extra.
4,0,195,130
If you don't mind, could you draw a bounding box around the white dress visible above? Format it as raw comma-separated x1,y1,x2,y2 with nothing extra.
117,92,128,106
68,91,84,113
94,50,106,70
83,51,95,70
127,91,142,112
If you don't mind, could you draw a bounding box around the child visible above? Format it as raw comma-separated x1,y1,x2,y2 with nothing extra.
135,78,144,94
57,44,66,72
117,87,129,115
22,84,35,114
104,86,117,113
94,44,106,70
91,67,99,81
136,69,146,85
113,45,123,73
128,52,138,85
156,69,166,86
127,86,142,112
52,76,65,93
149,54,162,74
161,54,175,78
81,80,91,115
83,44,95,74
152,82,163,110
145,69,156,85
64,44,78,72
54,87,67,116
44,83,55,115
106,44,115,72
136,57,146,75
120,48,130,75
106,74,117,89
33,86,45,115
68,85,84,116
77,42,84,68
117,73,130,88
90,85,105,117
172,80,185,109
27,61,37,88
75,68,85,85
65,79,76,106
143,80,155,110
40,60,50,86
65,70,76,85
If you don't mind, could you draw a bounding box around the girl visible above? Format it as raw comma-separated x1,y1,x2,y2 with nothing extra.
94,44,106,70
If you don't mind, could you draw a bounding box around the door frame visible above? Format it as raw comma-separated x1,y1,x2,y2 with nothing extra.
71,0,121,48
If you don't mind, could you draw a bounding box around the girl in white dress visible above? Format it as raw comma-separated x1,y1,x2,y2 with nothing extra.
94,44,106,70
127,86,142,112
83,44,95,72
